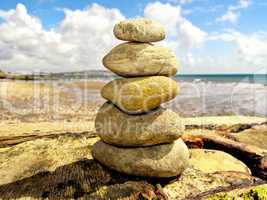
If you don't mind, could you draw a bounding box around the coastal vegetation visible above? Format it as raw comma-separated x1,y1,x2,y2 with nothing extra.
0,70,6,79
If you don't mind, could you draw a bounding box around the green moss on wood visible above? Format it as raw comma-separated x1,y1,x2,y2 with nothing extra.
10,74,34,80
206,185,267,200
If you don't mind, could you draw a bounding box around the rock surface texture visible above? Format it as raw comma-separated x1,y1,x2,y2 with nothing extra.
101,76,179,114
203,184,267,200
234,124,267,149
189,149,251,174
0,140,264,200
92,139,189,177
0,117,267,199
103,42,178,77
95,102,184,146
92,18,189,178
113,18,165,42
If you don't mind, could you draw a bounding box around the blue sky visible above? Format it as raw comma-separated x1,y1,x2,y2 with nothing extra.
2,0,267,32
0,0,267,74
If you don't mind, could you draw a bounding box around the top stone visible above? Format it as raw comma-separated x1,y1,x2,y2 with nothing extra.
114,18,165,42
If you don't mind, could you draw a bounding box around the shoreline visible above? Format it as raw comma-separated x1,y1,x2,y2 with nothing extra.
0,80,266,198
1,72,267,85
0,80,266,120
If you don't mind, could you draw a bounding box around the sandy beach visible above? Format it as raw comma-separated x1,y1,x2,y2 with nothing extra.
0,80,265,122
0,79,266,199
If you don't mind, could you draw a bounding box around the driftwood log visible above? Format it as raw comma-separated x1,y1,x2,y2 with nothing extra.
183,133,267,180
0,159,265,200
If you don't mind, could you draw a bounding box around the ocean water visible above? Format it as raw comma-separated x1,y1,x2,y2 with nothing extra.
175,74,267,85
171,75,267,116
82,73,267,117
30,72,266,117
95,74,266,117
172,81,267,117
79,73,267,85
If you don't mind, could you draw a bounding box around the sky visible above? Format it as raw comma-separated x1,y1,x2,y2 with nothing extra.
0,0,267,74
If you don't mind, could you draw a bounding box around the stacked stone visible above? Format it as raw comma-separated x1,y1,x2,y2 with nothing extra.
92,18,189,178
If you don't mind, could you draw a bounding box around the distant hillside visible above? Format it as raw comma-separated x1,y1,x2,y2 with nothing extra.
0,70,6,79
0,70,118,80
48,70,117,79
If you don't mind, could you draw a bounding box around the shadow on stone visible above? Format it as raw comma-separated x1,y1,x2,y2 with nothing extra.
0,159,174,199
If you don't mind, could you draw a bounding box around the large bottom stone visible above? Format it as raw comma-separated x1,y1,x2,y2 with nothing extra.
95,102,184,147
92,139,189,177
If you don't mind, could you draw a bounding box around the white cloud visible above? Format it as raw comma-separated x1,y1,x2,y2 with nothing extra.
144,1,206,49
179,0,194,4
58,4,125,70
182,4,224,16
0,1,264,75
167,0,193,4
216,0,252,24
234,33,267,69
182,9,193,15
185,53,195,66
0,3,124,73
0,2,206,73
216,10,240,24
144,2,207,72
144,2,183,36
209,31,235,42
239,0,252,8
211,30,267,71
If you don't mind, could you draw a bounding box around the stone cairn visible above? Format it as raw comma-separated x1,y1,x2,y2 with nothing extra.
92,18,190,178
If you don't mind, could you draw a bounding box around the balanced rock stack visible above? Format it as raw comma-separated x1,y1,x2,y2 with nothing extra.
92,18,189,177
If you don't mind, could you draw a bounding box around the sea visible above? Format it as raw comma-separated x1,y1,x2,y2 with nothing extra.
14,72,266,117
172,74,267,117
75,73,267,117
90,73,267,117
47,71,267,85
175,74,267,85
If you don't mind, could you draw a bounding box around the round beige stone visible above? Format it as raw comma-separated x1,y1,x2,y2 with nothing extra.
189,149,251,174
95,102,184,146
92,139,190,177
101,76,179,114
113,18,165,42
103,42,179,77
234,125,267,150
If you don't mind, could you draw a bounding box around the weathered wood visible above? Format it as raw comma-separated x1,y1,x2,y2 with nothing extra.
0,132,97,148
183,133,267,180
0,159,264,200
0,159,159,200
259,155,267,180
0,134,99,186
0,116,266,199
189,184,267,200
1,116,265,148
0,121,96,147
232,124,267,149
182,116,266,130
0,131,265,199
